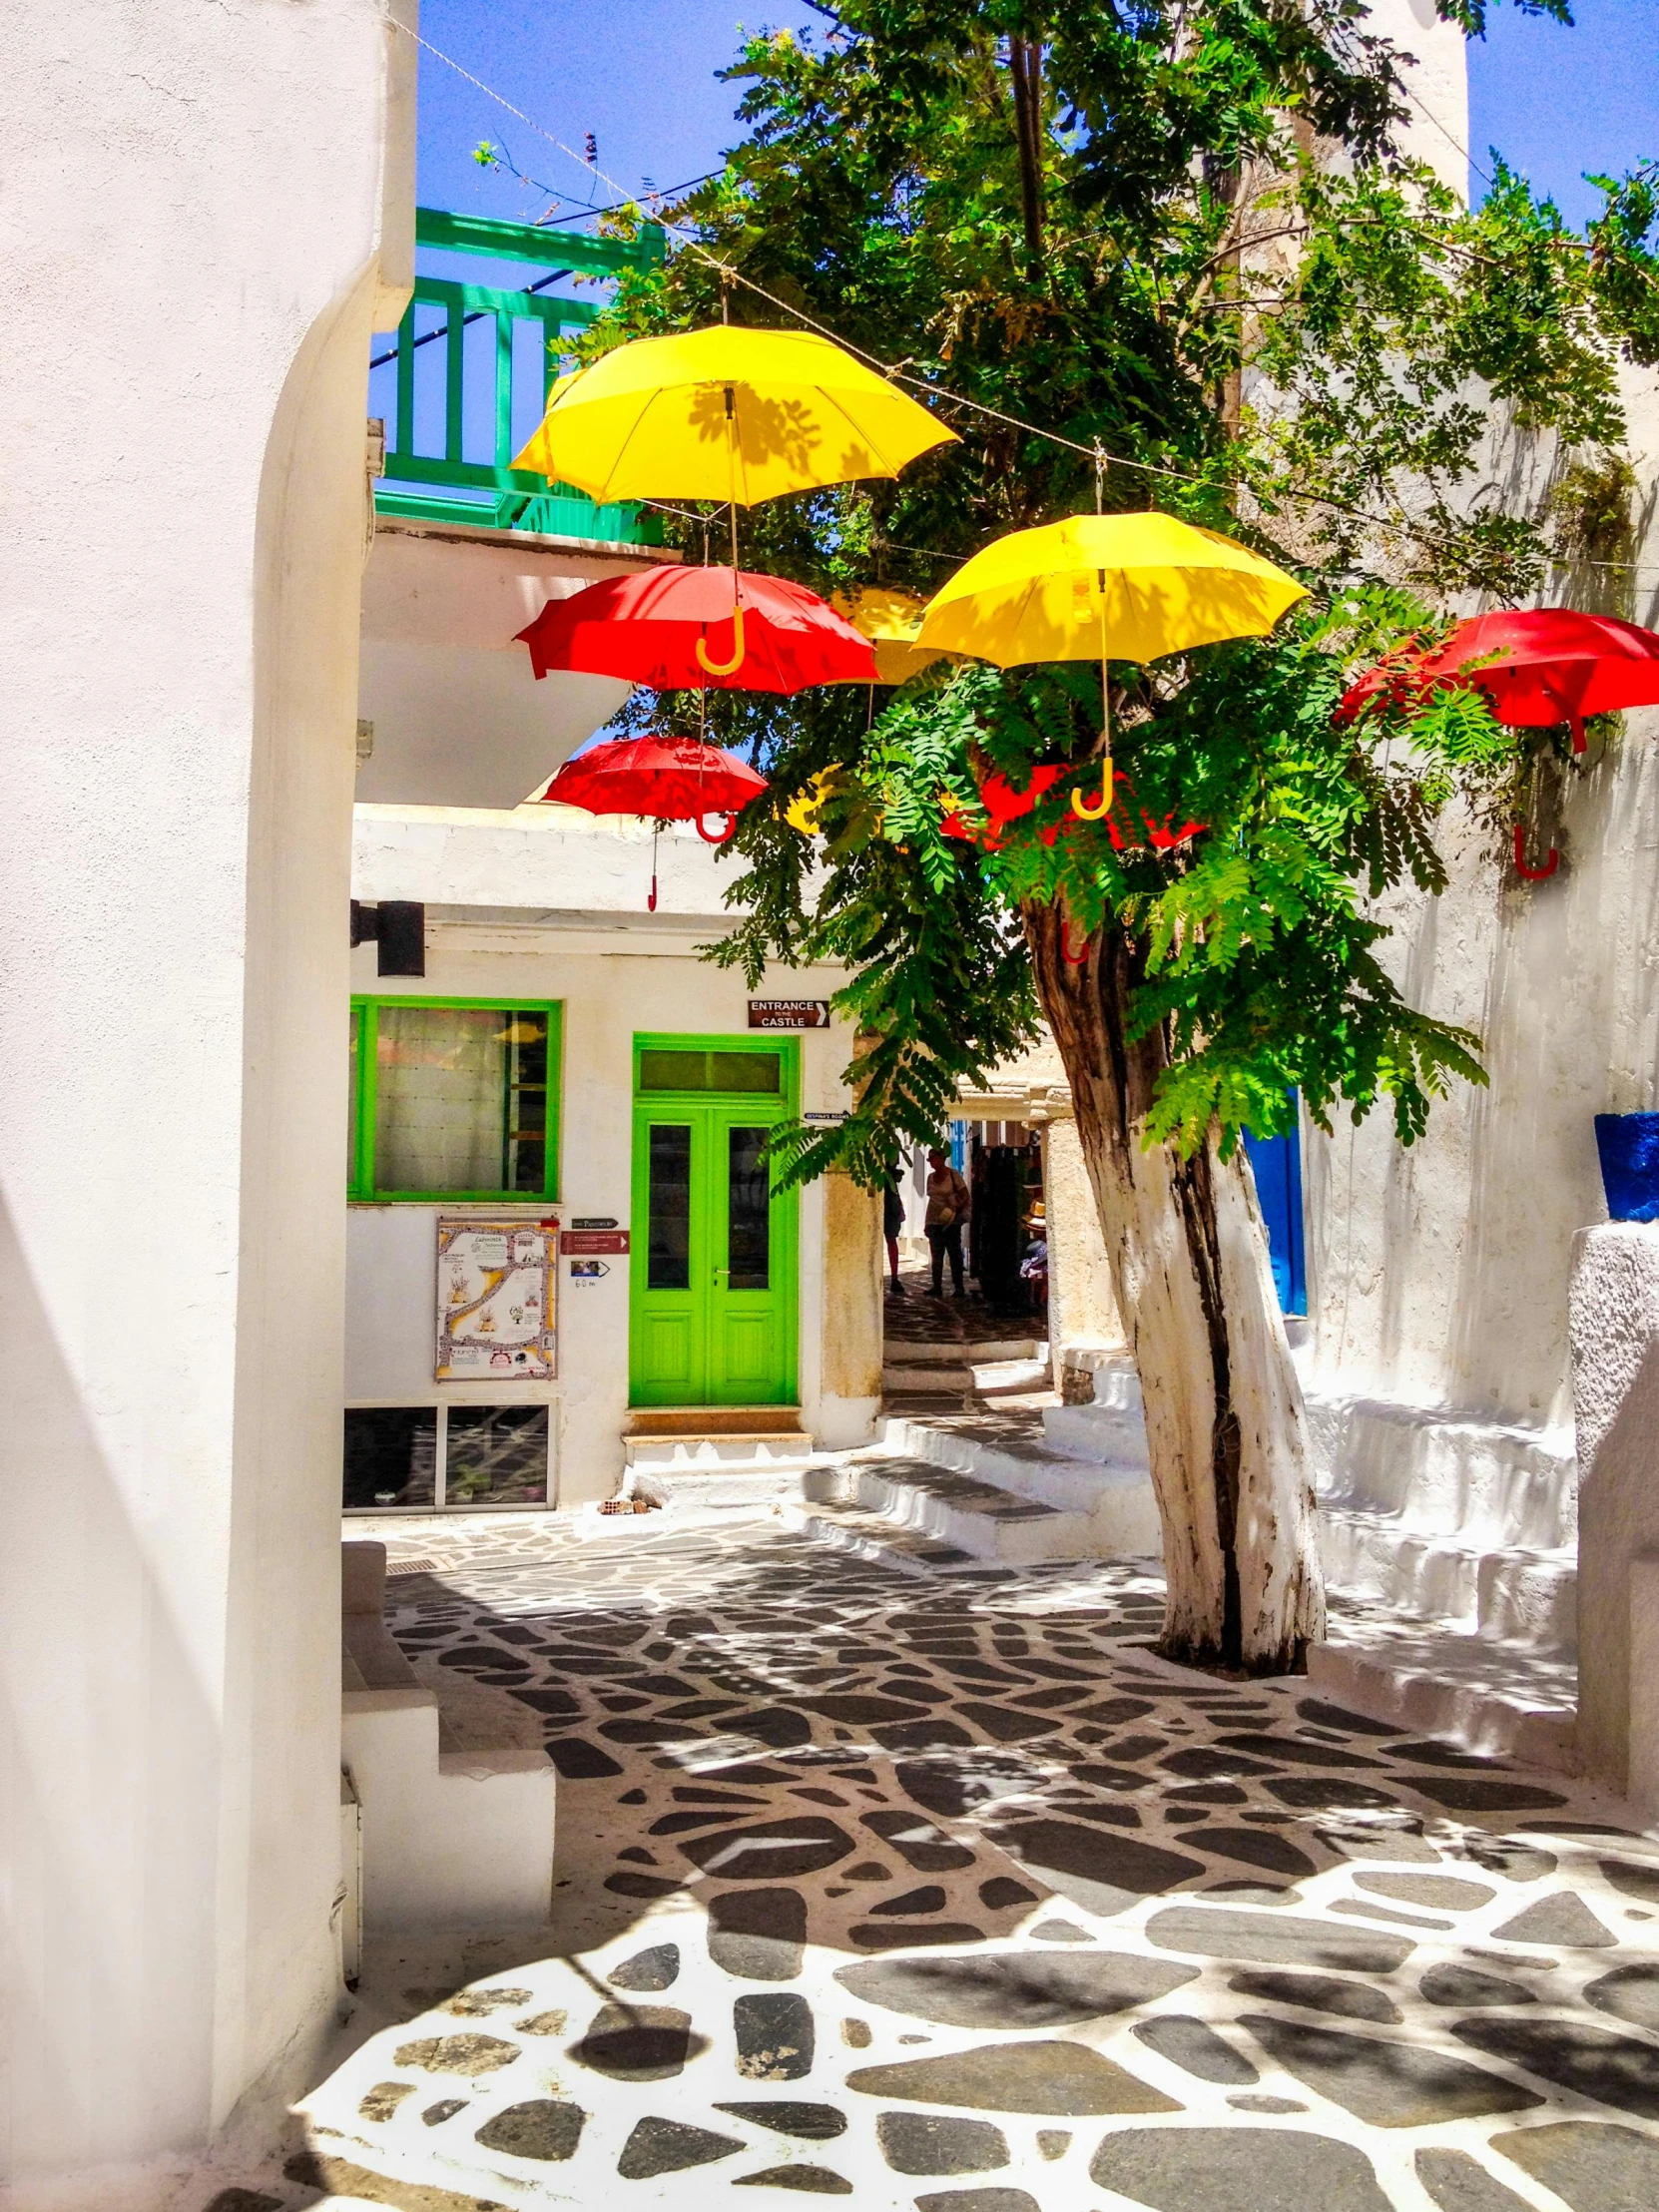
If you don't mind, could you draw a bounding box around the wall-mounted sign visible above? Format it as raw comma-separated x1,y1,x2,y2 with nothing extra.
562,1229,630,1256
803,1110,849,1124
569,1259,610,1280
435,1219,556,1382
572,1216,618,1231
749,999,830,1029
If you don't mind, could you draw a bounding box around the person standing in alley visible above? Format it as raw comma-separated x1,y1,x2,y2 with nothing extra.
882,1171,906,1296
924,1144,970,1298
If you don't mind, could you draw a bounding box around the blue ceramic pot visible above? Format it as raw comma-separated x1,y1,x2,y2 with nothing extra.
1595,1113,1659,1223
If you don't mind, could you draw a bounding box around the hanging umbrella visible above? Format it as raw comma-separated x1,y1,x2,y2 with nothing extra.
830,585,951,685
939,765,1203,852
512,325,956,678
918,511,1306,819
516,566,877,692
536,735,769,910
1338,607,1659,756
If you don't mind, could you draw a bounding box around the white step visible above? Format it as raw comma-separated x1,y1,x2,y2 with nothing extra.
972,1357,1052,1397
624,1429,815,1472
881,1364,971,1396
802,1455,1094,1566
795,1502,984,1578
630,1466,806,1513
886,1335,1042,1364
1310,1615,1580,1774
1308,1394,1577,1548
1043,1398,1151,1467
1320,1508,1577,1650
881,1414,1163,1558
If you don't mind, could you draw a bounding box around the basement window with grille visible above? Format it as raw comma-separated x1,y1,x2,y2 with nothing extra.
343,1403,550,1510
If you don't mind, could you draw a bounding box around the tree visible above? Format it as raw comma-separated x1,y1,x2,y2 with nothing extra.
588,0,1659,1670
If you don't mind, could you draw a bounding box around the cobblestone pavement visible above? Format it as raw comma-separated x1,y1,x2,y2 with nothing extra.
283,1518,1659,2211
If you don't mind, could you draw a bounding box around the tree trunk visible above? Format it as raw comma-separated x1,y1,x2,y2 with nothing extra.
1024,899,1325,1672
1008,36,1044,272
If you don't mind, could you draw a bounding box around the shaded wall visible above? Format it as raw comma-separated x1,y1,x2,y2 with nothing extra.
0,0,411,2190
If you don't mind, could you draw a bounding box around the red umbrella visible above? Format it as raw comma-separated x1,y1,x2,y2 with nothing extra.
537,735,770,910
1338,608,1659,756
516,566,879,693
940,764,1203,855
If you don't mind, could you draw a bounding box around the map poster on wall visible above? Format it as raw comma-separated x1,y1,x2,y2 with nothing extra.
434,1219,557,1382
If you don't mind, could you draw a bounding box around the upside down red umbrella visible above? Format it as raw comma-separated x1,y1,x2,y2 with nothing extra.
940,763,1203,856
516,566,879,693
536,734,770,910
1338,608,1659,756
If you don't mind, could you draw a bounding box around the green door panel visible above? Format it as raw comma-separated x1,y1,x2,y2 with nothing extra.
630,1038,798,1408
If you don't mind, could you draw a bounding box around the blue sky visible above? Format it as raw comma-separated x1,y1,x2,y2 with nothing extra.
411,0,1659,233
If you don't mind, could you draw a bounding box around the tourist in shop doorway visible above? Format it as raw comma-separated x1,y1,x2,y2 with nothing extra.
924,1146,970,1298
1020,1199,1049,1325
882,1173,906,1296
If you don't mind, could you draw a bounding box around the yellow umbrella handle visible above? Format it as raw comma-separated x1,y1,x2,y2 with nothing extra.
1071,756,1114,821
696,386,748,679
1072,589,1113,821
697,602,747,678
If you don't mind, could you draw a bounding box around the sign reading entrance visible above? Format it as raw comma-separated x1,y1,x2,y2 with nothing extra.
435,1218,556,1382
562,1228,630,1256
749,999,830,1030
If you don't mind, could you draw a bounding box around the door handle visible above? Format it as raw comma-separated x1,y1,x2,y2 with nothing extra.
714,1266,729,1288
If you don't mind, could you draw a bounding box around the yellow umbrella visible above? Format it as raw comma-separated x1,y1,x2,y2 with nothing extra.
830,586,950,686
512,326,956,678
917,511,1306,817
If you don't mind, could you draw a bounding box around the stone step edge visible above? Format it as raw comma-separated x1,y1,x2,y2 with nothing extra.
814,1460,1071,1525
1319,1505,1578,1572
798,1508,967,1578
1306,1636,1580,1775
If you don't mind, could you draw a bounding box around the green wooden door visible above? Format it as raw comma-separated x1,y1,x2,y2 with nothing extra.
630,1038,799,1407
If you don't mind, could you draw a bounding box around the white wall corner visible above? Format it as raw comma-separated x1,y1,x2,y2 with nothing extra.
372,1,420,331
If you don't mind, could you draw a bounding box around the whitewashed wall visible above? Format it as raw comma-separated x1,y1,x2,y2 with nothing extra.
0,0,412,2196
1306,355,1659,1428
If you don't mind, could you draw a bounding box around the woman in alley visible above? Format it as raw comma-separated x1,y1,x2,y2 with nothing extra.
924,1144,971,1298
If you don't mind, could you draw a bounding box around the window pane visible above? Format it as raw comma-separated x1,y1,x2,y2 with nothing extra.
347,1008,360,1187
728,1126,771,1290
640,1048,708,1091
711,1051,781,1094
444,1404,548,1506
374,1005,548,1195
343,1407,437,1510
648,1123,693,1291
638,1048,781,1094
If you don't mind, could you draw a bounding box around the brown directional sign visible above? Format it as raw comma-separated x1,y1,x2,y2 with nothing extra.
562,1229,630,1255
749,999,830,1029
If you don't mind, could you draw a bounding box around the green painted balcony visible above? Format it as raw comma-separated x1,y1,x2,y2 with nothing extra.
371,207,666,547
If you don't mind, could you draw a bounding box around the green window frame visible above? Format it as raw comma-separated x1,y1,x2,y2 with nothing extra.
348,994,563,1204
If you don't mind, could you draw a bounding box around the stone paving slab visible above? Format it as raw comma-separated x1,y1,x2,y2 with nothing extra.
262,1519,1659,2212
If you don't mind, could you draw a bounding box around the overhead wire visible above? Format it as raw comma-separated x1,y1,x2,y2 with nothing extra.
391,16,1659,583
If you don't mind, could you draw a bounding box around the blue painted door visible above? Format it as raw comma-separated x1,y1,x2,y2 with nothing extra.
1243,1117,1307,1317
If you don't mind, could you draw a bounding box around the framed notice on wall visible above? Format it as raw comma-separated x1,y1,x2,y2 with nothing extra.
435,1219,557,1382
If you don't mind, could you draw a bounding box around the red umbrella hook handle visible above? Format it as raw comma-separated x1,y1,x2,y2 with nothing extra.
696,812,740,844
1061,914,1092,964
696,603,747,679
1513,821,1559,881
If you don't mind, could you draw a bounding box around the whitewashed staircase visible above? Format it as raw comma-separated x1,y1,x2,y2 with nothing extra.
799,1347,1163,1574
801,1345,1583,1775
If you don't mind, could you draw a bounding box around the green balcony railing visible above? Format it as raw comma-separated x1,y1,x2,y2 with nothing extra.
372,208,667,545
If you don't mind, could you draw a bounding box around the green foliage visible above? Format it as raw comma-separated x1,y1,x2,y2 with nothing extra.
572,1,1655,1183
